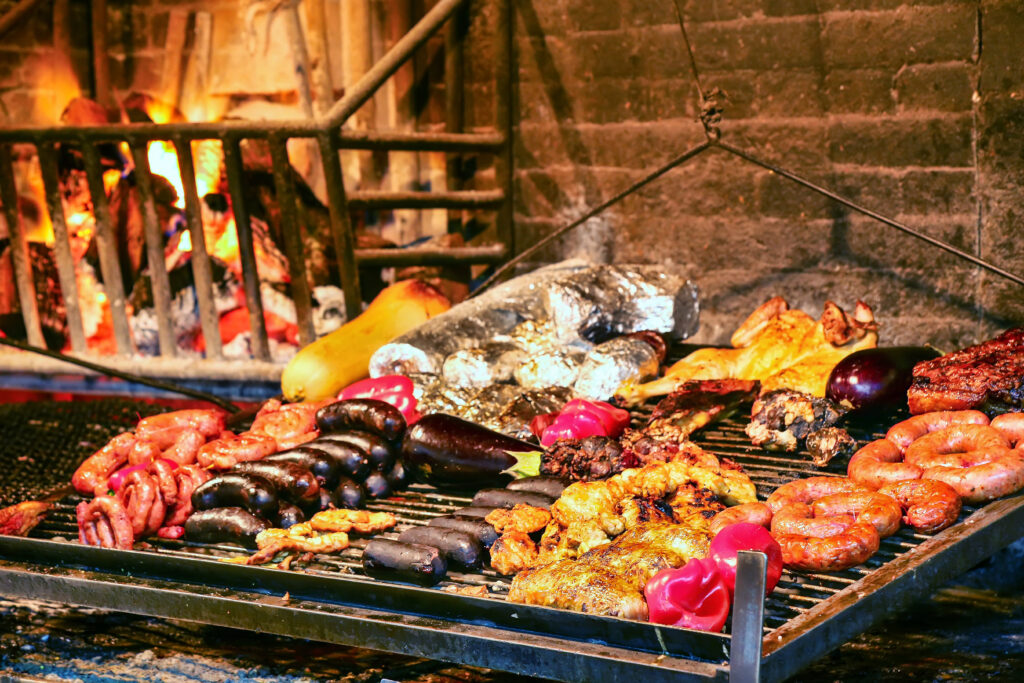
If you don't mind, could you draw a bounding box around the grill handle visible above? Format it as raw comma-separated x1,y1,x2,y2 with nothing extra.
730,550,767,683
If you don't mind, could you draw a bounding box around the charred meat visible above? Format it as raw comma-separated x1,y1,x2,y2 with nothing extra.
746,390,846,451
805,426,856,467
908,328,1024,414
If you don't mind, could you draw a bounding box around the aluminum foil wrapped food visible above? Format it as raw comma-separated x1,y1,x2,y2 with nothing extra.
573,337,660,400
442,343,526,389
369,261,700,378
514,348,587,390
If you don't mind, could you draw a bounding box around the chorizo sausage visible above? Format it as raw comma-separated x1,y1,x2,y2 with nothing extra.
72,432,137,496
773,522,880,572
119,469,166,537
847,439,923,490
770,503,856,538
709,502,773,536
76,496,134,550
885,410,989,453
766,476,868,514
811,491,902,538
877,479,961,534
904,424,1011,468
991,412,1024,448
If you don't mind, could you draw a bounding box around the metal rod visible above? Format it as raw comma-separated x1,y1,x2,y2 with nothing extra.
90,0,112,107
0,145,45,348
318,130,362,321
324,0,467,126
0,0,43,37
283,0,317,118
671,0,706,102
494,0,514,257
717,141,1024,289
223,138,271,361
0,335,238,412
81,142,133,355
174,137,223,359
730,550,767,683
474,139,714,294
354,244,506,267
0,125,502,152
445,1,468,234
269,136,316,347
129,143,178,358
36,143,87,353
347,189,504,210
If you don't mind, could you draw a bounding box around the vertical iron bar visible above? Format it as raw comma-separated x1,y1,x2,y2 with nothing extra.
81,141,132,355
268,135,316,347
493,0,513,255
0,145,45,348
222,137,271,361
129,142,177,358
730,550,767,683
174,136,222,359
36,143,87,353
317,130,362,320
444,1,466,233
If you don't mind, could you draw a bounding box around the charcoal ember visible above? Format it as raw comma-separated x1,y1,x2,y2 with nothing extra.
540,436,630,482
745,390,846,452
805,427,856,467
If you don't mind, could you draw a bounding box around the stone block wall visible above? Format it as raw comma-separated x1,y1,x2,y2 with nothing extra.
489,0,1024,348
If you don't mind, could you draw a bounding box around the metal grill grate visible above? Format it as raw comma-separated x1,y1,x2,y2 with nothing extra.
16,406,976,639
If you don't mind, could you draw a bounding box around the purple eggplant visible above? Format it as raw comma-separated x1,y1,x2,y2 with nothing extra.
401,414,540,490
826,346,942,411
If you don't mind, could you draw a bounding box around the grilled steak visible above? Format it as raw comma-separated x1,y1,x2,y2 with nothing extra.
908,328,1024,414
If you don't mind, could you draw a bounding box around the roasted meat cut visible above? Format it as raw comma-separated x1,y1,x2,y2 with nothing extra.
745,390,846,451
907,328,1024,414
508,522,712,620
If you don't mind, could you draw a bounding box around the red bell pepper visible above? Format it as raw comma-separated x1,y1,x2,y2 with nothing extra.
338,375,421,424
539,399,631,447
645,557,732,632
708,522,784,596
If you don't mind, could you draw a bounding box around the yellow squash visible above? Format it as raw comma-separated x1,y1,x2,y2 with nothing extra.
281,279,451,402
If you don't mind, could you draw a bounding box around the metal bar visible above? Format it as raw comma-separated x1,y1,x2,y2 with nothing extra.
80,142,132,355
90,0,112,107
283,0,317,118
222,137,271,361
493,0,514,256
716,141,1024,289
474,139,715,294
730,551,767,683
0,145,45,348
337,129,502,152
36,143,87,353
174,137,223,359
0,0,43,37
0,351,283,382
318,130,362,320
445,1,467,234
129,143,177,358
347,189,504,210
0,335,239,411
324,0,467,126
354,244,506,267
761,494,1024,682
268,136,316,347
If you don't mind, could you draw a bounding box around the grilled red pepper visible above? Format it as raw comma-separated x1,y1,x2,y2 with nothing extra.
338,375,421,424
708,522,784,596
645,557,731,632
539,399,631,447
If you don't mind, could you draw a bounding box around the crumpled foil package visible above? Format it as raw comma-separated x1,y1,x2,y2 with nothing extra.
370,261,700,383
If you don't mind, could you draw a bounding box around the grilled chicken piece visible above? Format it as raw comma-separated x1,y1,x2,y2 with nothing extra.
508,522,712,620
616,496,676,529
485,504,551,534
616,297,877,405
745,390,845,452
490,530,539,575
666,483,726,525
551,460,756,537
307,509,397,534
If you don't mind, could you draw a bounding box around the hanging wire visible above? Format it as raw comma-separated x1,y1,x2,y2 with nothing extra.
0,336,241,413
475,2,1024,296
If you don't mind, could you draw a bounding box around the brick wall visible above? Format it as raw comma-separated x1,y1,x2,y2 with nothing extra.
500,0,1024,348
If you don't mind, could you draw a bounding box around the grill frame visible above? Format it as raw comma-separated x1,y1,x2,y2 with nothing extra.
1,410,1023,682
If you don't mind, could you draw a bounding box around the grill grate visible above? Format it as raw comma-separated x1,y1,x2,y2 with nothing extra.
18,404,979,642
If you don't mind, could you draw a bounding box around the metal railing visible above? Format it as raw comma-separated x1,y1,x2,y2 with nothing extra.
0,0,511,382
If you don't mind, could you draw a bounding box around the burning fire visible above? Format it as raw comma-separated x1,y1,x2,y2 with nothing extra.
147,140,220,211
